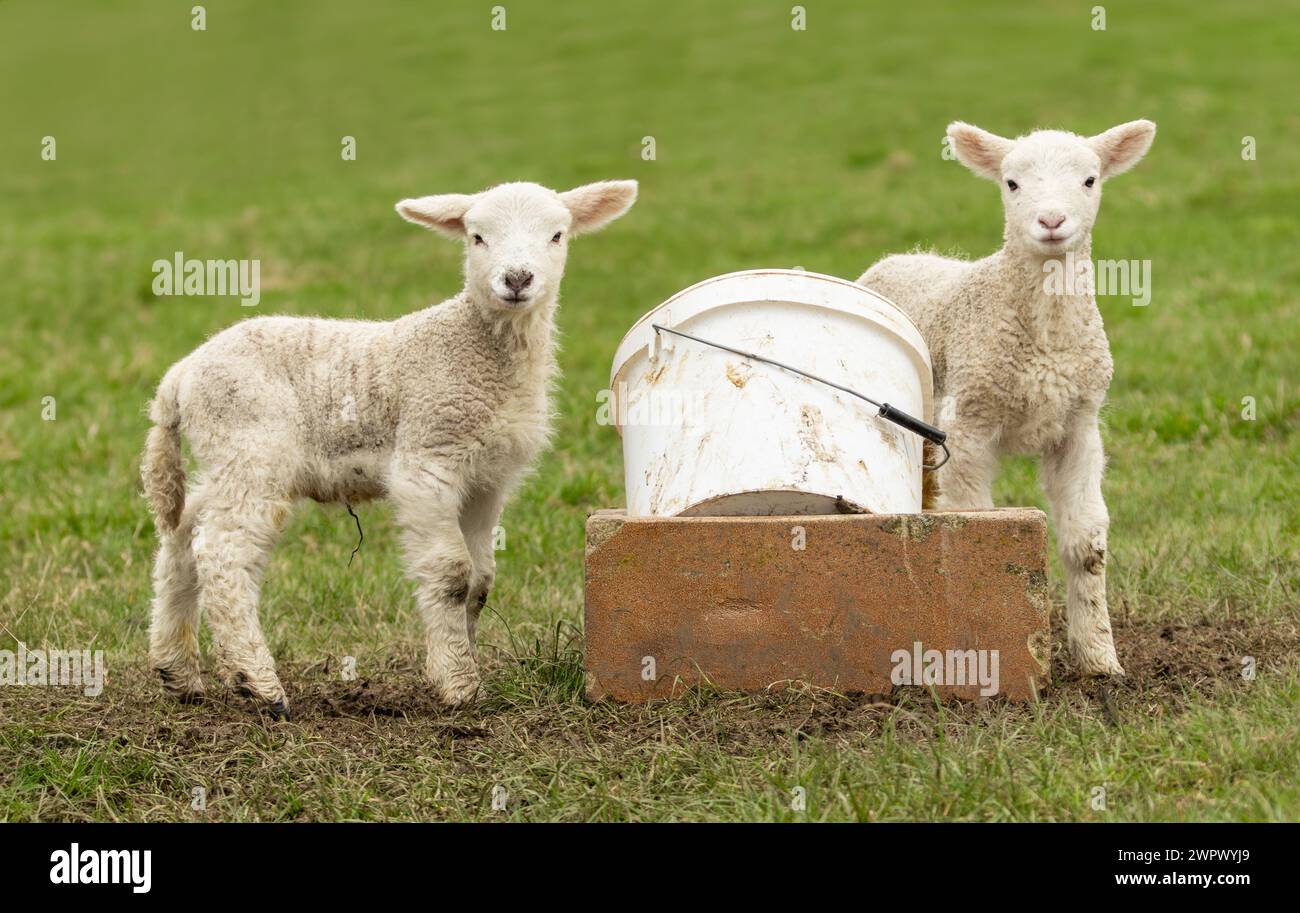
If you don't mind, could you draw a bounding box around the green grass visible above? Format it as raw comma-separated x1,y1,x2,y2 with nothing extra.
1,0,1297,821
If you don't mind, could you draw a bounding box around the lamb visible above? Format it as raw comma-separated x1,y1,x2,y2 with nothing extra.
141,179,638,717
858,120,1156,677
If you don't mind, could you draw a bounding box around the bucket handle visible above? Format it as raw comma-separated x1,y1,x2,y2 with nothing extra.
650,323,951,471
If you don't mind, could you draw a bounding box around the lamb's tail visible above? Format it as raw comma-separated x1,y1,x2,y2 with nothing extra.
142,364,187,534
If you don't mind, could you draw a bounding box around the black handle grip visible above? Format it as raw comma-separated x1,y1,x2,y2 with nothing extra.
878,403,947,445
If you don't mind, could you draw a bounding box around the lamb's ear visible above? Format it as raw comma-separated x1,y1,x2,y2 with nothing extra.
559,180,638,235
1089,120,1156,178
395,193,477,238
947,122,1014,181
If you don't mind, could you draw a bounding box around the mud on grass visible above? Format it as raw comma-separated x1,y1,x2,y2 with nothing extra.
2,616,1297,822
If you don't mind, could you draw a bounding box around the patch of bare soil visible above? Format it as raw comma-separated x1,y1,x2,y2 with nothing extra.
559,616,1300,748
3,619,1296,764
1047,615,1299,721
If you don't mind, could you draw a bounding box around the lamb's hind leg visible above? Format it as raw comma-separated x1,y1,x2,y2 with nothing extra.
149,486,205,702
192,486,292,717
391,459,480,707
1042,414,1124,676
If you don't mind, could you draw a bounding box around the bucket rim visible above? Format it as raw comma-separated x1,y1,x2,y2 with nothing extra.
608,268,935,431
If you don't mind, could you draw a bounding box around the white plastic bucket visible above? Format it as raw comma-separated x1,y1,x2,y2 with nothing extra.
609,269,934,517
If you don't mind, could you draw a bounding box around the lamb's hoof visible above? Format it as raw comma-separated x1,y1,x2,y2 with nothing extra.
230,670,291,716
430,672,482,709
240,688,292,721
439,684,481,709
156,666,205,704
1073,650,1125,678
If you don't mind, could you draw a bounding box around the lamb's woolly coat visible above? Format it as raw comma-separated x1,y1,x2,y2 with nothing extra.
142,180,637,716
147,298,555,520
864,243,1113,458
859,121,1155,676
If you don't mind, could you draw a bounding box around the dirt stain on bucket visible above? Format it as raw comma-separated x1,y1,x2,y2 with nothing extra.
798,404,839,462
725,362,751,388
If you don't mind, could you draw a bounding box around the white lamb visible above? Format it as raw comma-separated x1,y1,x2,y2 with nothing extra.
858,120,1156,676
142,179,638,717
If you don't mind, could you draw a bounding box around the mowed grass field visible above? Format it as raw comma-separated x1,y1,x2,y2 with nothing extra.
1,0,1298,821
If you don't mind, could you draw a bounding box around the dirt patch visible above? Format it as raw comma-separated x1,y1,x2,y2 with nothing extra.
641,616,1300,745
1095,618,1262,690
1047,615,1297,721
290,678,481,729
2,617,1296,820
5,619,1294,746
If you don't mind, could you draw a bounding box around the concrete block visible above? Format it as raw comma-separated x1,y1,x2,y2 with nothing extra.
584,508,1050,702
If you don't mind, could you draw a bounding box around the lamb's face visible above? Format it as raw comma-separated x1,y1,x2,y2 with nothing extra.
998,132,1102,256
461,184,572,308
397,179,638,311
947,120,1156,260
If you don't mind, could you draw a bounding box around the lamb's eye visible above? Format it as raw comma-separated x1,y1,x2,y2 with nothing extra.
1006,180,1019,191
1084,176,1096,188
551,231,563,243
473,234,485,245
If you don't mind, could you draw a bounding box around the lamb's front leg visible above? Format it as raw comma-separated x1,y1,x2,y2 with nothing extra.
460,484,510,646
392,461,480,706
1041,413,1124,676
930,405,1000,510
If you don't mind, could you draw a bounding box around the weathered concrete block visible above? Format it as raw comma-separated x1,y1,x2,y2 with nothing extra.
584,508,1050,702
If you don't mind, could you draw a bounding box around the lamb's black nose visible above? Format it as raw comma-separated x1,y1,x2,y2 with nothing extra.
504,270,533,293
